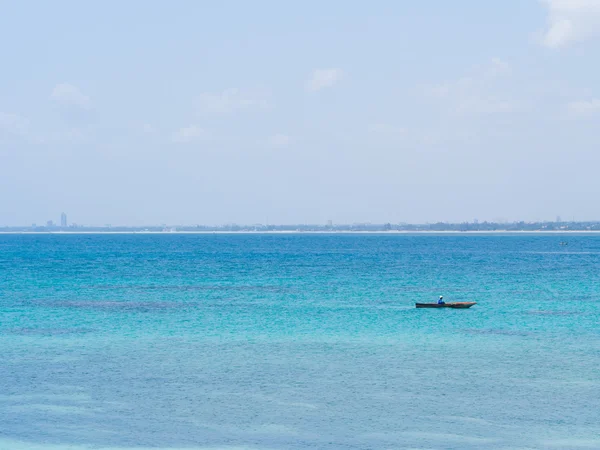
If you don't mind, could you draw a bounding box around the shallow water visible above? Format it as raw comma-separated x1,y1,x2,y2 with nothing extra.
1,234,599,449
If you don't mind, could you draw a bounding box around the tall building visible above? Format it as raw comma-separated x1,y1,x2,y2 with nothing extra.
61,212,67,227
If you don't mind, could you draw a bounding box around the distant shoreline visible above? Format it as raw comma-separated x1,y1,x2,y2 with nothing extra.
0,230,597,235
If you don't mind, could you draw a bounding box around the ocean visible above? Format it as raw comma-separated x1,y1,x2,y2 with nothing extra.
1,233,599,449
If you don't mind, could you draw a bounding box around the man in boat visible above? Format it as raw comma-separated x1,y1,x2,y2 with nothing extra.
438,295,445,305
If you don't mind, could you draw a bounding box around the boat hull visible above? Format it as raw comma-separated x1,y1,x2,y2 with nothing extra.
415,302,476,309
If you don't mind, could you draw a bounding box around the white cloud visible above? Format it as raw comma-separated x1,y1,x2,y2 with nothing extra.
51,83,91,109
142,123,155,133
197,88,271,114
28,127,88,145
456,97,514,114
540,0,600,48
53,128,87,143
423,58,516,115
488,57,511,77
268,134,291,147
172,125,205,143
306,68,343,92
130,122,155,134
0,112,29,136
568,98,600,115
368,123,406,135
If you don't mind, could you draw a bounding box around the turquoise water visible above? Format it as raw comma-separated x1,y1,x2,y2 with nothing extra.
1,234,599,449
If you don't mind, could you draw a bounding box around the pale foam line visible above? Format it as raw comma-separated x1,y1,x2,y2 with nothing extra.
399,431,499,444
0,440,260,450
540,438,600,448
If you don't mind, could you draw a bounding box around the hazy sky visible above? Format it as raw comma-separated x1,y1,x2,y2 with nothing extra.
1,0,599,226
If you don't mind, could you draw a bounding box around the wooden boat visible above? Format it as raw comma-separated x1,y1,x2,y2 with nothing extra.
415,302,476,309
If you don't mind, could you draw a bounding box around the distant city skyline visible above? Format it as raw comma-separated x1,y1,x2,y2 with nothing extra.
12,212,591,229
4,212,596,230
2,1,600,226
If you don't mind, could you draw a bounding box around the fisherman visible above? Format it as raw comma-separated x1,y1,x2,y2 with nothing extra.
438,295,445,305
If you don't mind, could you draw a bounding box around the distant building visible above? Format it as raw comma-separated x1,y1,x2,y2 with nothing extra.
46,220,54,227
327,220,333,227
61,212,67,227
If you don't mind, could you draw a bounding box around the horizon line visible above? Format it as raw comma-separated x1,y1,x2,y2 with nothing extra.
3,219,600,228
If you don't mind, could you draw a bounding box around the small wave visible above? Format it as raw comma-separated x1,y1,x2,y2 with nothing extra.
5,327,95,336
521,251,600,255
463,328,532,337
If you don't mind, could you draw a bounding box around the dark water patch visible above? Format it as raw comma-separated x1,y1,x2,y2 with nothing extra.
463,328,533,337
5,328,95,336
78,284,298,294
27,299,288,311
532,294,597,303
30,300,201,312
495,289,546,295
398,286,478,293
525,310,587,316
568,295,597,302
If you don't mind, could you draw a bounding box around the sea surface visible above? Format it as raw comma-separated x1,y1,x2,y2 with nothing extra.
1,233,599,450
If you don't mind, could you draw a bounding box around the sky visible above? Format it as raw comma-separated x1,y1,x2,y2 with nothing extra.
1,0,600,226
